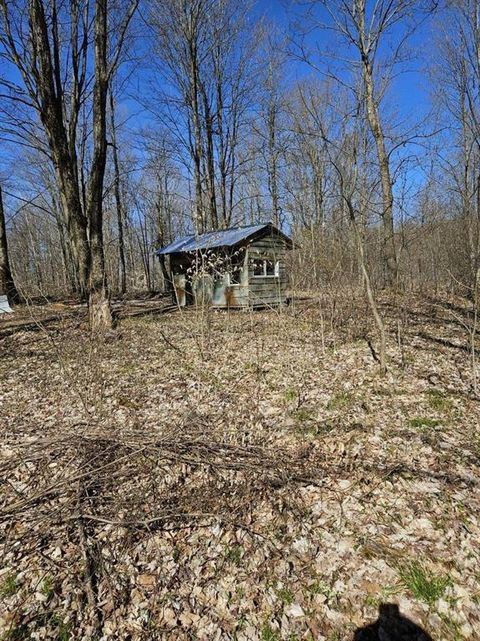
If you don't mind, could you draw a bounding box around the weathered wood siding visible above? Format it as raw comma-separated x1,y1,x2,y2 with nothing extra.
166,231,291,308
247,235,289,307
213,250,249,307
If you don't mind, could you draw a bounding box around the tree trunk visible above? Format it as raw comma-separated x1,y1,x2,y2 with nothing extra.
216,76,228,227
155,195,173,294
51,193,78,294
190,41,205,234
354,219,386,375
1,0,137,316
0,185,20,304
344,186,387,375
87,0,112,332
203,97,218,230
65,201,90,299
109,90,127,295
28,0,90,298
267,101,280,228
363,57,398,288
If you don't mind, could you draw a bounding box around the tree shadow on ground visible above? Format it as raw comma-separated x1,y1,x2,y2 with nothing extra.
354,603,433,640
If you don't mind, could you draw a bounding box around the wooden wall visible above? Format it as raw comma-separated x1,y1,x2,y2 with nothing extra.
167,232,291,308
246,235,289,307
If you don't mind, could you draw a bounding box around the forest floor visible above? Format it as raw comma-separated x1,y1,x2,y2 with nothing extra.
1,292,479,641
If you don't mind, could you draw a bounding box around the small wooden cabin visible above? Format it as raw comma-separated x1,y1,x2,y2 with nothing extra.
156,223,293,308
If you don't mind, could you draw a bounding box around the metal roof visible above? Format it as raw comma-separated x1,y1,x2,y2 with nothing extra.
156,223,288,255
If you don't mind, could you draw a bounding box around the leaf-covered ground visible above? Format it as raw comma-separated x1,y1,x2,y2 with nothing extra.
1,294,479,640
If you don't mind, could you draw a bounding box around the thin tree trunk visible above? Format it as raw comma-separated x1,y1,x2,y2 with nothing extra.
189,41,205,234
109,90,127,295
216,76,228,227
28,0,90,298
55,210,76,294
267,102,280,228
328,139,387,375
0,184,20,304
362,58,398,288
86,0,112,331
354,220,386,375
50,186,78,294
354,0,398,288
200,85,218,230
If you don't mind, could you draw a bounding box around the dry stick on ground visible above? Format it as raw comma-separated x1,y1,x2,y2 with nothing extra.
158,327,183,353
366,336,381,365
76,482,102,636
0,431,319,528
0,429,323,633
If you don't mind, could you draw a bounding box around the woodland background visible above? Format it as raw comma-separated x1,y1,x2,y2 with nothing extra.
0,0,479,312
1,3,480,640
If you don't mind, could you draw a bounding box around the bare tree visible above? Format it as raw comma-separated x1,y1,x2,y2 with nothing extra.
109,89,127,296
0,183,19,303
0,0,138,329
149,0,259,232
312,81,388,372
263,45,285,230
296,0,432,287
332,133,387,374
435,0,480,295
149,0,209,232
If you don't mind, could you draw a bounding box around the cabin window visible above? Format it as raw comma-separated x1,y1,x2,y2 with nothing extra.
265,259,275,276
252,259,265,276
251,258,280,277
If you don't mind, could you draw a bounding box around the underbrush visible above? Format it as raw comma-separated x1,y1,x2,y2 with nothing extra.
0,294,479,640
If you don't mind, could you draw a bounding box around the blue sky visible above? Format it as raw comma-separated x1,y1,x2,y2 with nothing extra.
255,0,433,121
1,0,436,148
1,0,438,217
250,0,437,207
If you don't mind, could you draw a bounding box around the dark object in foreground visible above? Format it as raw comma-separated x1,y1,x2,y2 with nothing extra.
354,603,434,640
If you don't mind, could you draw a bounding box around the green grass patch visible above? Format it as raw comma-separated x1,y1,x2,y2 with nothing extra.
305,580,336,602
49,615,70,641
398,561,450,605
284,387,297,403
408,417,441,429
261,623,281,641
40,576,54,600
426,390,454,413
291,407,314,422
438,612,463,641
227,585,246,606
364,584,402,608
0,573,18,598
2,624,30,640
225,545,243,566
276,587,294,605
327,392,354,411
289,408,334,438
1,611,70,640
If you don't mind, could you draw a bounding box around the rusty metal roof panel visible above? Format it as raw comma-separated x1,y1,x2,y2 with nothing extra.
157,224,270,255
